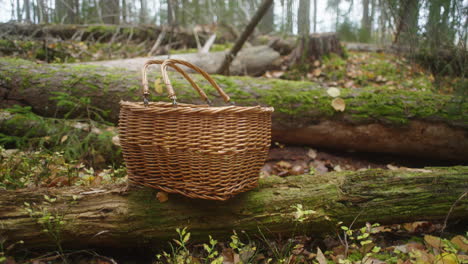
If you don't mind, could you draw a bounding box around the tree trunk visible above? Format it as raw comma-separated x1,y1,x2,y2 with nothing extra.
101,0,120,24
24,0,31,22
285,0,294,33
394,0,419,46
0,58,467,161
0,167,466,249
313,0,317,33
139,0,147,24
259,0,274,33
84,45,280,75
297,0,310,36
121,0,127,23
360,0,371,42
288,33,344,65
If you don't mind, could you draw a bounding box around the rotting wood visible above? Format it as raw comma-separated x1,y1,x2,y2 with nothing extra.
0,167,466,250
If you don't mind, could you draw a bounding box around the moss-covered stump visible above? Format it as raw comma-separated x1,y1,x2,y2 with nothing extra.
0,167,466,250
0,58,467,161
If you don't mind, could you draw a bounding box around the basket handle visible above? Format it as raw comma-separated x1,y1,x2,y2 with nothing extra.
160,59,231,105
142,60,210,105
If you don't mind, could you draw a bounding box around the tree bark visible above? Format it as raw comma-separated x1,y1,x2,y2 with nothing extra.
288,33,344,65
297,0,310,36
0,167,466,249
0,58,467,161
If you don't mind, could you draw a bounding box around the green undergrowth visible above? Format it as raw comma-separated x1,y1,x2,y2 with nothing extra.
0,145,126,190
282,51,463,94
0,106,121,170
148,223,468,264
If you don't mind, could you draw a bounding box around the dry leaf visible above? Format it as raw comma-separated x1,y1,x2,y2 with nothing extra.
424,235,443,250
154,77,163,94
450,235,468,252
307,148,317,159
156,191,168,203
112,135,120,146
316,247,327,264
387,164,399,170
331,98,345,112
327,87,341,97
313,60,321,67
434,253,458,264
60,135,68,143
312,68,322,77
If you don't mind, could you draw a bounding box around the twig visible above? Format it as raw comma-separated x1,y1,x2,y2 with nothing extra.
193,28,202,51
148,29,166,56
200,33,216,53
441,191,467,233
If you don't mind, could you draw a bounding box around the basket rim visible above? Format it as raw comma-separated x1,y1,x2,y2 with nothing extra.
120,101,274,114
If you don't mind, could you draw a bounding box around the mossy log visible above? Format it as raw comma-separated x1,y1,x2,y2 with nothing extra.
0,23,224,46
0,167,466,250
0,58,467,161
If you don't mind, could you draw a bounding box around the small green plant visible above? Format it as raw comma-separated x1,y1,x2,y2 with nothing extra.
23,194,77,262
155,227,194,264
202,236,223,264
291,204,316,223
335,222,383,264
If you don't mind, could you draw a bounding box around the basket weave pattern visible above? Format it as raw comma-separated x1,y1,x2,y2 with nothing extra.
119,59,273,200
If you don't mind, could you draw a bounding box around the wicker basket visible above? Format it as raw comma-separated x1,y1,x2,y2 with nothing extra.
119,59,274,200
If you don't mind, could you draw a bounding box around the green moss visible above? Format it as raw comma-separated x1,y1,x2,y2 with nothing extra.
85,25,117,34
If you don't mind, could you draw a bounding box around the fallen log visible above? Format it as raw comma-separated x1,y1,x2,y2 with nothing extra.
82,45,281,76
0,23,225,45
0,167,466,249
0,58,467,161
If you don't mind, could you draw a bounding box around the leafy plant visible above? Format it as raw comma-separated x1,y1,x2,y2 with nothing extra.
50,92,110,123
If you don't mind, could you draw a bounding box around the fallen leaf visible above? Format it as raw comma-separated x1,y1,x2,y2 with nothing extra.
387,164,399,170
307,148,317,159
112,135,120,146
60,135,68,143
450,235,468,252
344,81,354,88
331,98,345,112
290,165,305,175
313,60,321,67
327,87,341,97
316,247,327,264
154,78,163,94
424,235,443,250
156,192,168,203
333,165,342,172
312,68,322,77
434,253,458,264
410,249,435,264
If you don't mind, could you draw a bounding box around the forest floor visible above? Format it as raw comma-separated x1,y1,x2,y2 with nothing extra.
0,41,467,263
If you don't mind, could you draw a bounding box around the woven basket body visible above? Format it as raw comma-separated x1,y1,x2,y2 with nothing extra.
119,59,273,200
